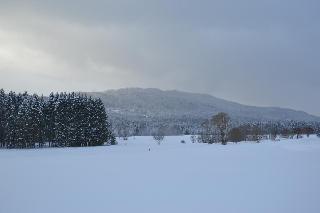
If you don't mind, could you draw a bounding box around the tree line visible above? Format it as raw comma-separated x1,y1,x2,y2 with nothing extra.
0,89,115,149
197,112,320,145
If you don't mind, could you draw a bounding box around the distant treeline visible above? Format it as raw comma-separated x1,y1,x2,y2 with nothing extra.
197,112,320,144
0,89,115,149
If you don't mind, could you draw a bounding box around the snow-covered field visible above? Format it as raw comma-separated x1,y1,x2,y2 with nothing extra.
1,135,320,213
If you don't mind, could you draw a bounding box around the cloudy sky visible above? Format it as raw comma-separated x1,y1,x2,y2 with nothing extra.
0,0,319,115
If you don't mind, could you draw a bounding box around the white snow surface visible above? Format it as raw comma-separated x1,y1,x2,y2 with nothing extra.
1,135,320,213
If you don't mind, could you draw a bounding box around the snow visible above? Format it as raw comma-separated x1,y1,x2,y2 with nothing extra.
1,135,320,213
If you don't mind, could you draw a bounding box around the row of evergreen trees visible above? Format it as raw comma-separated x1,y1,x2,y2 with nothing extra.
0,89,115,149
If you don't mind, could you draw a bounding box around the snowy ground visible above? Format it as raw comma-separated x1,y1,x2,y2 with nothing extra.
1,135,320,213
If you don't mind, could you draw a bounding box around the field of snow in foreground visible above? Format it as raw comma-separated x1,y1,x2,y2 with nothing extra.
0,136,320,213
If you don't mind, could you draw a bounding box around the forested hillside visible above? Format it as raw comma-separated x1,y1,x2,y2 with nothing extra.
88,88,320,136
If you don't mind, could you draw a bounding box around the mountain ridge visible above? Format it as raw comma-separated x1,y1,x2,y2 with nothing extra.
87,87,320,122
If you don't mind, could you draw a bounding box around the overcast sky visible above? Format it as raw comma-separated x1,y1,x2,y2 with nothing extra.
0,0,319,115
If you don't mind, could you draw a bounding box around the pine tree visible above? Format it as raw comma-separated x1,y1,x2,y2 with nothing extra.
5,91,19,148
0,89,6,147
0,89,114,149
94,98,109,146
29,94,44,147
54,93,68,147
15,98,31,148
43,93,57,147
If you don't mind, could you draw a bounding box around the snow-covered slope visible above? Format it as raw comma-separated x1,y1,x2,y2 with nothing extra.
86,88,320,135
88,88,320,122
1,136,320,213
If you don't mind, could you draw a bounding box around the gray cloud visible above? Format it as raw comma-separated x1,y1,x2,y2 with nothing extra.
0,0,319,115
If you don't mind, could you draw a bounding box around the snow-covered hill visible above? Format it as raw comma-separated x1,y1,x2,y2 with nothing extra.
89,88,320,122
87,88,320,135
1,135,320,213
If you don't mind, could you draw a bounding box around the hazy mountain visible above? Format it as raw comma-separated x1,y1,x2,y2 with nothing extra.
88,88,320,123
85,88,319,135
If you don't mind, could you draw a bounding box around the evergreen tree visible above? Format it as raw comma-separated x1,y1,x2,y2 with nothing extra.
5,91,18,148
0,89,6,147
15,98,31,148
43,93,57,147
94,98,110,146
54,93,68,147
0,89,114,149
29,95,44,147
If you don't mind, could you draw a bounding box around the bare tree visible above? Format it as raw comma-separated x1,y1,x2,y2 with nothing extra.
153,127,165,145
119,121,130,141
293,127,302,139
211,112,230,145
198,120,218,144
270,127,278,141
304,127,314,138
280,128,290,139
228,127,245,143
190,135,197,143
251,123,262,143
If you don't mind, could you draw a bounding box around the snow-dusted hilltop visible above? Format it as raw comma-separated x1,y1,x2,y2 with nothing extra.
86,88,320,135
88,88,319,121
